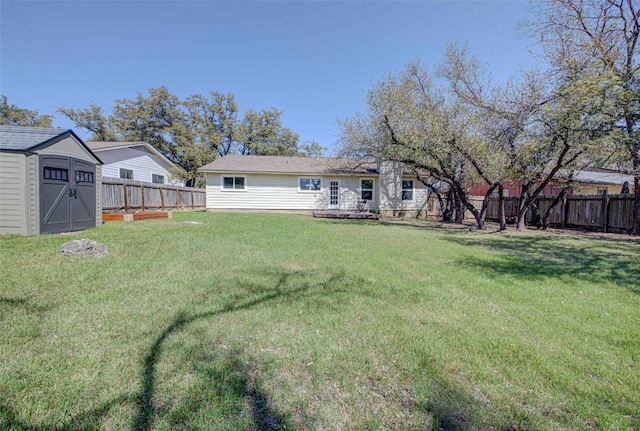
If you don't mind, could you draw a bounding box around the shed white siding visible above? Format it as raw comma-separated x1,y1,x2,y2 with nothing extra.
98,147,180,185
0,152,27,235
26,155,38,235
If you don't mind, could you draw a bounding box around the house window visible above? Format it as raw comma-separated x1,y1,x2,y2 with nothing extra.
360,179,374,201
299,177,322,192
75,170,94,184
120,168,133,180
402,180,414,201
222,176,246,190
44,167,68,182
597,187,607,195
152,174,165,184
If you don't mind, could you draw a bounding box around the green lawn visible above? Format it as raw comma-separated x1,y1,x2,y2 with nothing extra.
1,212,638,430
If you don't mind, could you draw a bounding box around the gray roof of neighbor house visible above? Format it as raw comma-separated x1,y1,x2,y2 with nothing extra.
85,141,177,169
198,155,379,175
573,170,634,185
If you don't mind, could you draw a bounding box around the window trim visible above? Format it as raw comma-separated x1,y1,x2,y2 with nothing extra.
119,168,133,180
220,175,247,191
360,178,375,202
402,179,414,201
298,177,323,193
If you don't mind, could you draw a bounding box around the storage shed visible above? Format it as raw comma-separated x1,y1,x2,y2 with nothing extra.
0,125,103,235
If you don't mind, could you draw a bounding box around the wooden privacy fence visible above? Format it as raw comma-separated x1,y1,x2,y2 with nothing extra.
466,194,634,233
102,178,206,211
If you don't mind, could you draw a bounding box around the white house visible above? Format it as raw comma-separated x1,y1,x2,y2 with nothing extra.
85,141,183,186
198,155,429,216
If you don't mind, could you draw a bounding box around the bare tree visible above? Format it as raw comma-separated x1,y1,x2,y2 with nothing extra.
527,0,640,233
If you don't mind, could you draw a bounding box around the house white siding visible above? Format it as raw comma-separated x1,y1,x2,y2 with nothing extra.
98,147,180,185
207,173,322,210
205,173,384,211
0,152,27,235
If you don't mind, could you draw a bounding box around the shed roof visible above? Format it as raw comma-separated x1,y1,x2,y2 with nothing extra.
198,155,379,175
0,125,102,163
0,125,70,151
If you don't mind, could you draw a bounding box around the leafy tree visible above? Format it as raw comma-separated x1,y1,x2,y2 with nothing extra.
185,91,239,158
299,140,327,157
527,0,640,233
238,108,299,156
441,43,603,231
57,103,115,141
60,87,306,186
338,63,492,227
0,95,53,127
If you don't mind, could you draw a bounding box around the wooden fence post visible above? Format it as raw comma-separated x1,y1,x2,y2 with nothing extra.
603,194,610,233
561,197,567,229
123,182,128,212
160,187,165,210
141,185,145,211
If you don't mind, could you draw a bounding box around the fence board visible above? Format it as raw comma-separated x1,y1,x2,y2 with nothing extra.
607,195,634,230
565,195,605,229
101,177,205,211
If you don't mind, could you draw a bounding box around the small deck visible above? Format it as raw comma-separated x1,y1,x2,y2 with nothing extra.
312,211,381,220
102,211,172,222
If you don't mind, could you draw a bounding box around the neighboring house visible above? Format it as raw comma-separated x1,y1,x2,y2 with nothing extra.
85,141,183,186
572,169,635,195
198,155,429,216
0,125,102,235
469,169,635,197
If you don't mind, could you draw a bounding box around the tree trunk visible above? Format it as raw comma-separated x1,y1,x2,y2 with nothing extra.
541,188,569,230
454,190,463,224
516,208,528,232
498,184,506,231
632,143,640,235
634,173,639,235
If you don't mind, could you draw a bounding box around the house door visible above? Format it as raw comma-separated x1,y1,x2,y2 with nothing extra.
40,156,96,234
329,180,340,209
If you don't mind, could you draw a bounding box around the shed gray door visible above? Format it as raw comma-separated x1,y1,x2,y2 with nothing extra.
40,156,96,234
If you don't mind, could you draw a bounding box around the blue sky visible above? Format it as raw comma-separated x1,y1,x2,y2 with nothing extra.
1,1,537,154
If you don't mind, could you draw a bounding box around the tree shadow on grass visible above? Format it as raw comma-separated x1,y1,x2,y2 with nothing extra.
0,295,51,314
133,268,355,430
444,235,640,295
413,353,526,431
1,268,354,430
0,395,133,431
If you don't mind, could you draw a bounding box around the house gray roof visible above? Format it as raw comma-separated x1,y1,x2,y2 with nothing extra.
85,141,147,151
573,170,634,185
198,155,379,175
85,141,177,169
0,125,70,151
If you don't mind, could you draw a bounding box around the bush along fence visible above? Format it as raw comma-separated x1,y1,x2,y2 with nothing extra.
102,178,206,212
467,194,635,233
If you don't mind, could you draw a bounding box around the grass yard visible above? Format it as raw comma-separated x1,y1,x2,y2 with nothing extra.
1,212,639,431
